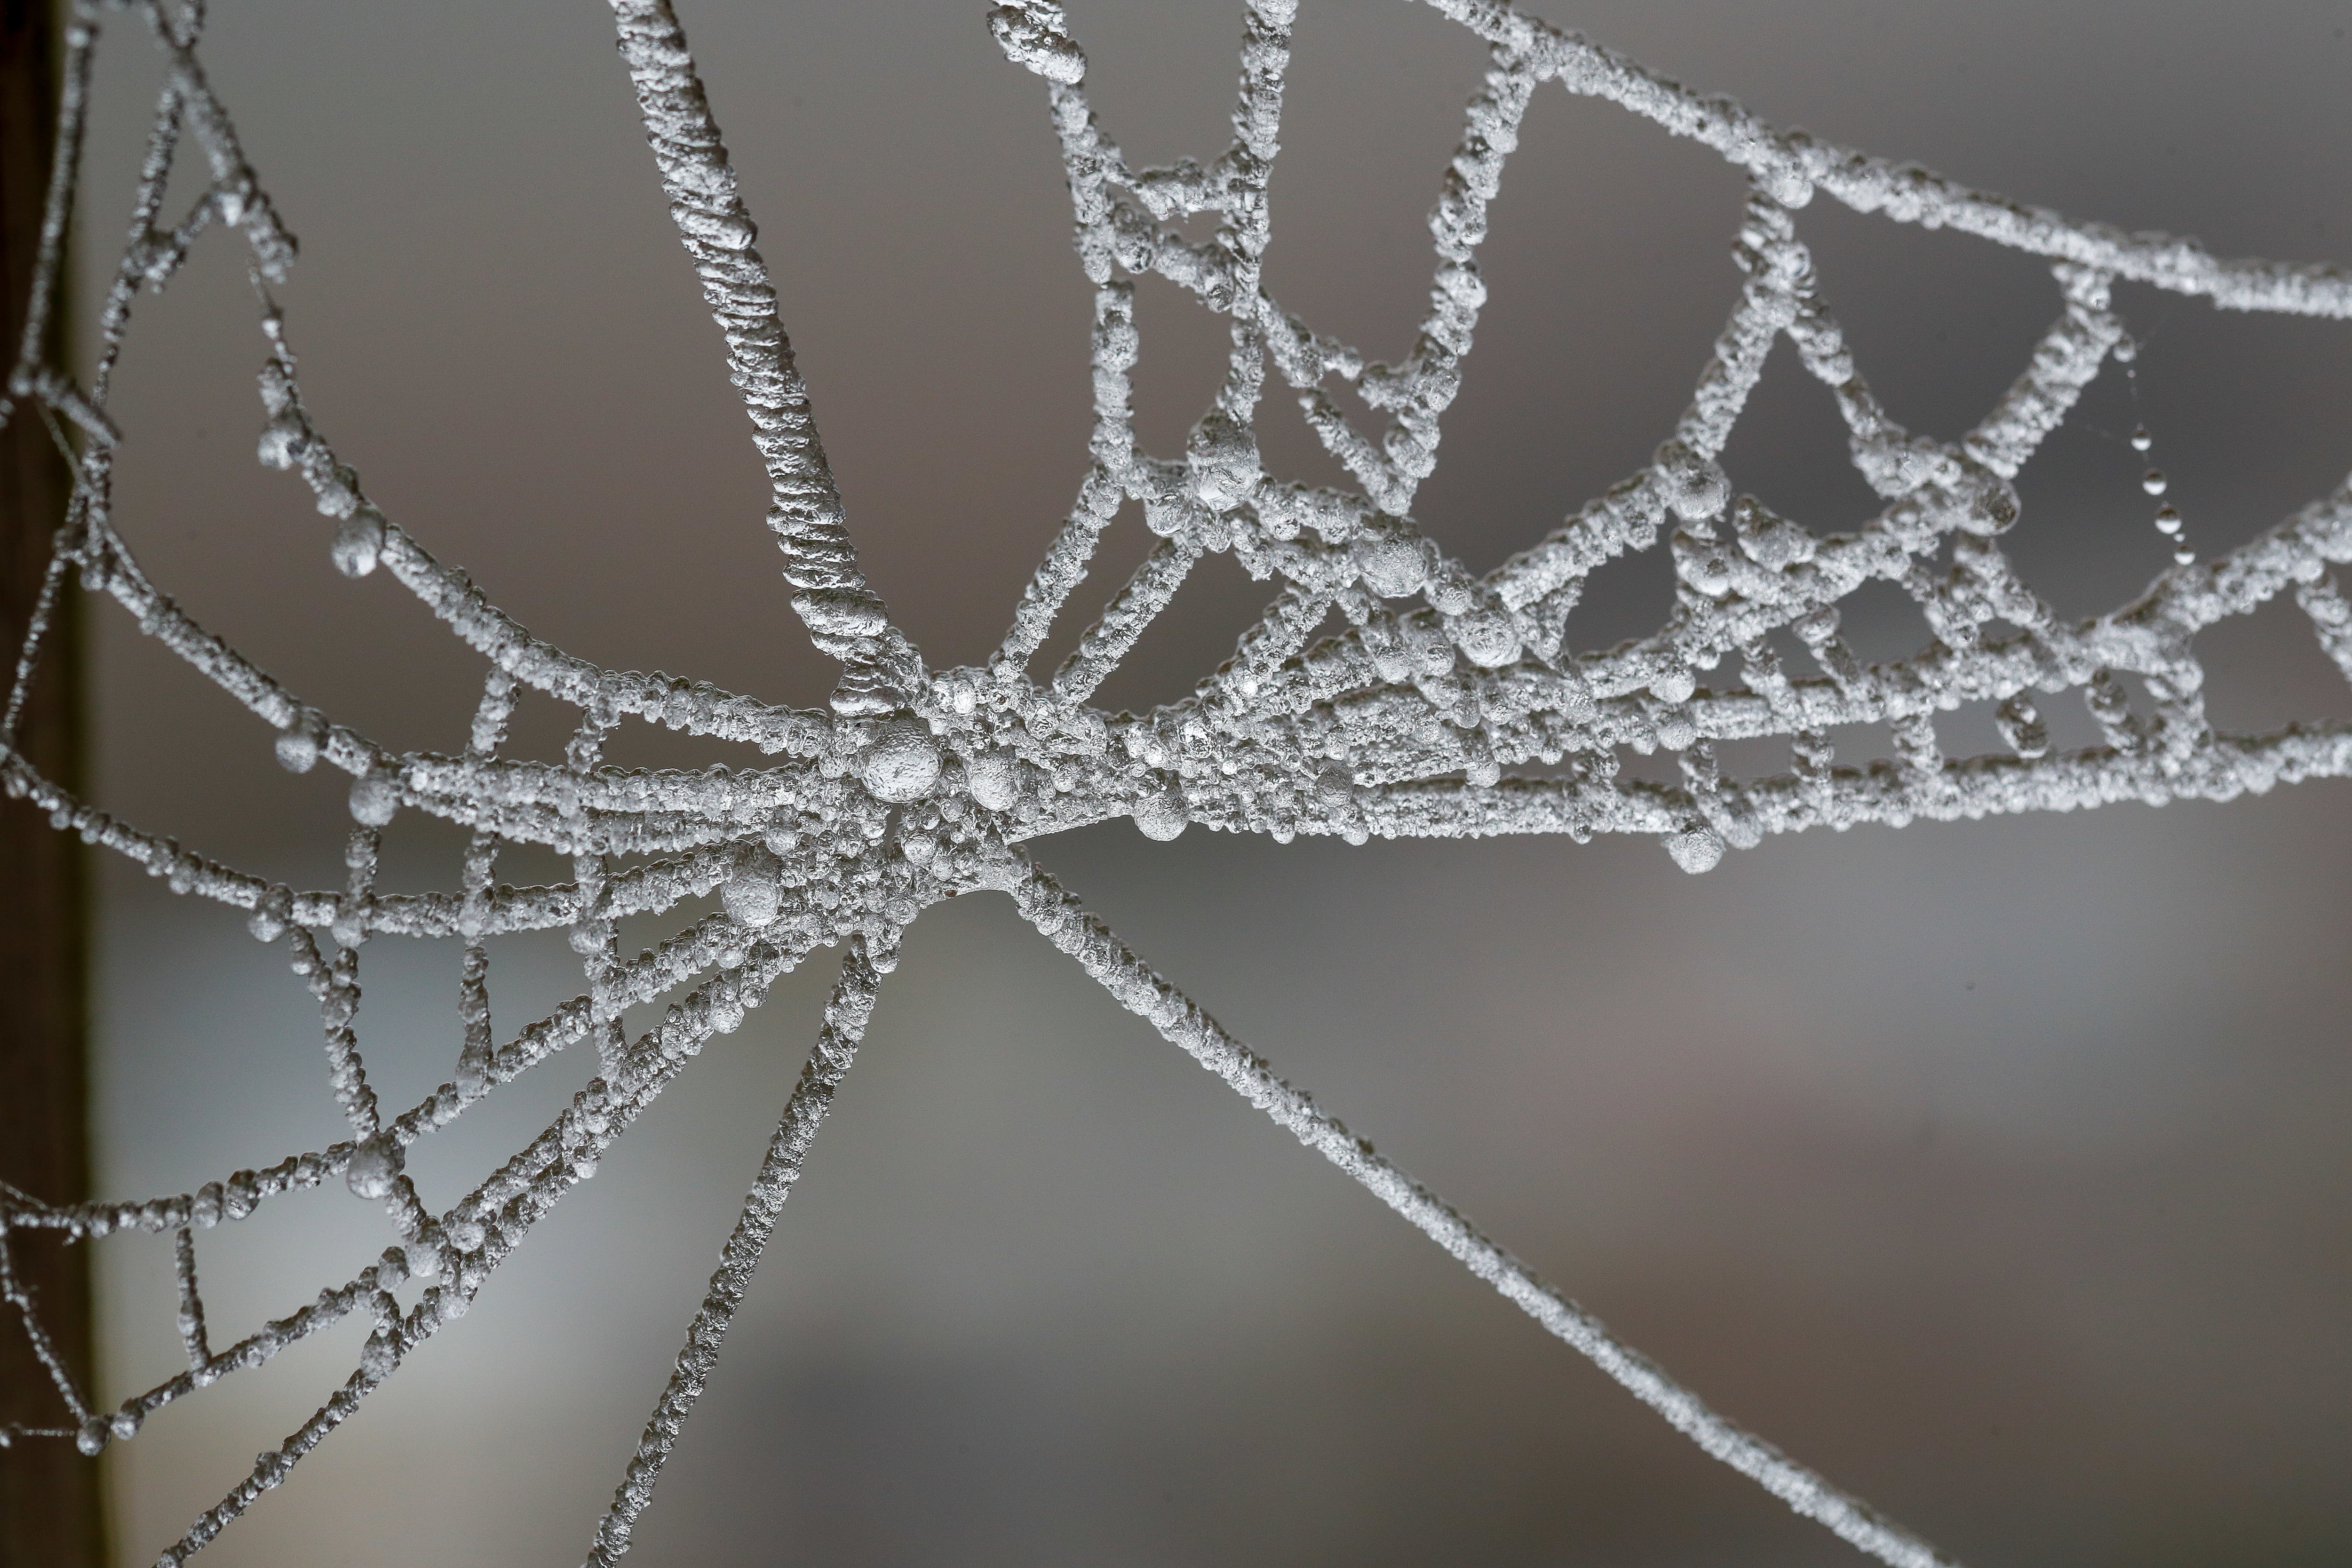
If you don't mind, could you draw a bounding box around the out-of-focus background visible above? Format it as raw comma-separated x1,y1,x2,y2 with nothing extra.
58,1,2352,1564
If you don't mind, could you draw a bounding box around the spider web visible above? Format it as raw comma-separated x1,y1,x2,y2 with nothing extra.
4,0,2351,1563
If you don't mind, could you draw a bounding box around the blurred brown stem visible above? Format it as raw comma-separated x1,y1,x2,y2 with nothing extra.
1,0,100,1562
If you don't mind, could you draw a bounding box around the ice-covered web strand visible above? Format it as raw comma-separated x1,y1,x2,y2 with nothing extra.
979,0,2350,864
454,669,519,1098
95,906,852,1563
0,1188,93,1442
585,940,883,1567
995,849,1957,1568
610,0,922,717
4,0,2352,1561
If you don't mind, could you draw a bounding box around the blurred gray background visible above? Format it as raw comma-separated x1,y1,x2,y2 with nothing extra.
60,1,2352,1564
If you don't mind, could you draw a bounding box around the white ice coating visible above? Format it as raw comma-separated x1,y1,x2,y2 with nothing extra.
2,0,2350,1563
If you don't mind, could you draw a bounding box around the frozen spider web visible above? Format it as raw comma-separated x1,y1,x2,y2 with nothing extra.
5,0,2352,1563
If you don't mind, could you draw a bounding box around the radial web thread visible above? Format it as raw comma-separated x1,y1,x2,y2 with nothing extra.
4,1,2352,1564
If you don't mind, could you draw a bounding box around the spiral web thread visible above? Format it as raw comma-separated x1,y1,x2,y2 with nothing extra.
2,0,2350,1562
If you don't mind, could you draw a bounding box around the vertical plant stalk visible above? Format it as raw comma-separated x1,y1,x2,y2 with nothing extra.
0,0,101,1563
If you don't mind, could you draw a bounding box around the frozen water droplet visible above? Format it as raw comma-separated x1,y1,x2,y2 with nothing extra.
1355,534,1425,599
1677,541,1733,597
1649,668,1697,705
860,719,941,804
1762,160,1812,210
989,2,1088,84
1657,444,1729,522
1995,694,2048,759
2153,505,2181,535
246,889,291,944
2142,468,2168,496
1664,824,1725,874
332,508,384,578
345,1135,401,1200
275,722,319,774
255,414,304,470
1963,480,2020,537
1185,409,1260,512
1450,605,1521,669
2130,424,2153,453
2173,546,2195,565
76,1417,109,1456
1143,492,1200,540
349,773,398,826
1424,570,1474,617
966,749,1020,812
1732,496,1816,567
1131,789,1188,841
2112,334,2138,364
722,844,785,928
